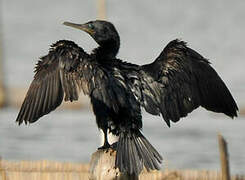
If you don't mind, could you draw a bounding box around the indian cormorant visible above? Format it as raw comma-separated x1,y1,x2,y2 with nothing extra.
16,20,238,175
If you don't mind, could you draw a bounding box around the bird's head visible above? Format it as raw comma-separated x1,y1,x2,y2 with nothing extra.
63,20,120,47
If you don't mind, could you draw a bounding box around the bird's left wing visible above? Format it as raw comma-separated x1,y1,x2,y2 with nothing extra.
16,40,91,125
139,39,238,127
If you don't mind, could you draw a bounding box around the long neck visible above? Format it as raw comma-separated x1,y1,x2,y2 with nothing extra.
92,39,120,60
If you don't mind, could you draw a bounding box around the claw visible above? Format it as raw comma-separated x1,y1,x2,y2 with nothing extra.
97,142,111,150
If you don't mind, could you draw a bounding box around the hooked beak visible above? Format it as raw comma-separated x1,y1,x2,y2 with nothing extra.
63,21,94,35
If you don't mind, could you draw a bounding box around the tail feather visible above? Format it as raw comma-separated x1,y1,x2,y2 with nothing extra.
138,135,162,167
115,130,162,175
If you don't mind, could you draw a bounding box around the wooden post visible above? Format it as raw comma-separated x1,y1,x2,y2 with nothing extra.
97,0,106,20
218,133,230,180
0,56,5,108
0,6,5,108
0,46,4,108
89,148,138,180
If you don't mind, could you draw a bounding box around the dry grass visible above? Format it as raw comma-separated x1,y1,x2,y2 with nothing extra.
0,159,244,180
0,159,89,180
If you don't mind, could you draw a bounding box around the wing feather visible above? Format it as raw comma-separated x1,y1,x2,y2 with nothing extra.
141,39,238,126
16,40,90,125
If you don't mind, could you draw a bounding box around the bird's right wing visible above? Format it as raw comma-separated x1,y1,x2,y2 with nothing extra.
16,40,92,125
139,39,238,127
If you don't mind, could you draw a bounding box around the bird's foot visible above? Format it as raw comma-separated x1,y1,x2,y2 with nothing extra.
97,142,118,153
97,142,111,150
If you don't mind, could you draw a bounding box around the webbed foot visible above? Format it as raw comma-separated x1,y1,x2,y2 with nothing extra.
98,142,111,150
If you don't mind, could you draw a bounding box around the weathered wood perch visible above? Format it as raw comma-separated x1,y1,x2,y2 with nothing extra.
89,148,165,180
89,148,139,180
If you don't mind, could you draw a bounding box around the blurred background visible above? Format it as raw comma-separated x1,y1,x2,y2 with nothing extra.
0,0,244,174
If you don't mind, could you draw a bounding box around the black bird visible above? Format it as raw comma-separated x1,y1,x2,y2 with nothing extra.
16,20,238,175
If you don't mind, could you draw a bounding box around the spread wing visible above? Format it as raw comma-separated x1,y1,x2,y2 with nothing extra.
16,40,91,125
140,39,238,127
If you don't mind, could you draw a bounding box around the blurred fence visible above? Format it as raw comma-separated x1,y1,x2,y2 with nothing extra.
0,7,5,108
0,49,4,108
0,159,244,180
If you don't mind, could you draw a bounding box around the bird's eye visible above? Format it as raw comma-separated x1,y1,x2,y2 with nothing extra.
88,23,94,29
